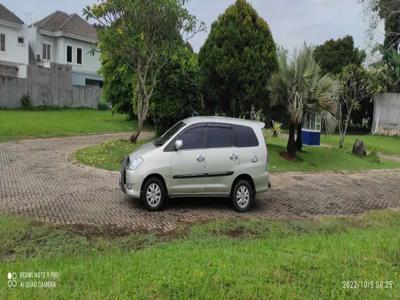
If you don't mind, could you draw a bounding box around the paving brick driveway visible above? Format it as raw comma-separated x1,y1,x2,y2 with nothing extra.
0,133,399,232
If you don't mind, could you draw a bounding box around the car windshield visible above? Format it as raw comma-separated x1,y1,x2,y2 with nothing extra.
153,121,186,146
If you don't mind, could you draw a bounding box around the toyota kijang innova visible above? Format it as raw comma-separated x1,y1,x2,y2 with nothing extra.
120,116,269,212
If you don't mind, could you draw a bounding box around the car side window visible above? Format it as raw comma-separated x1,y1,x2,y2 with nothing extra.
233,125,259,147
180,126,205,150
207,126,234,148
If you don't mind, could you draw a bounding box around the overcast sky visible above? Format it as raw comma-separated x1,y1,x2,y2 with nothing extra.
2,0,383,54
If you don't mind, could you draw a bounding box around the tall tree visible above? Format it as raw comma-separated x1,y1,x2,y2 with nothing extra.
268,45,338,156
361,0,400,92
313,36,366,75
198,0,277,118
362,0,400,49
84,0,203,142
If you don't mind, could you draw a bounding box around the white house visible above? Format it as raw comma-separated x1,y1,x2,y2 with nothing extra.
0,3,29,78
29,11,102,86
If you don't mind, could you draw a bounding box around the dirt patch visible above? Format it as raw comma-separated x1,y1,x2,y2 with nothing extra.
62,223,147,239
279,151,303,162
221,226,258,239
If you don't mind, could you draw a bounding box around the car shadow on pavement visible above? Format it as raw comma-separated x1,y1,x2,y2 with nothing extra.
124,196,236,211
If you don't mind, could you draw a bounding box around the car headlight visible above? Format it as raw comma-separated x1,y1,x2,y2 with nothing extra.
127,157,143,170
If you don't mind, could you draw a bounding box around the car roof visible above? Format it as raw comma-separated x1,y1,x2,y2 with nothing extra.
182,116,265,128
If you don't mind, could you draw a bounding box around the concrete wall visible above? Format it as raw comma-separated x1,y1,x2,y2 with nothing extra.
72,85,102,108
0,63,102,108
372,93,400,136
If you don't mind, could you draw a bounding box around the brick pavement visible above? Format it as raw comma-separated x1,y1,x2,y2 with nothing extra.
0,133,399,232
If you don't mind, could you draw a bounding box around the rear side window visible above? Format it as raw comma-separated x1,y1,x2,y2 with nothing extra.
233,125,259,147
180,126,205,150
207,126,234,148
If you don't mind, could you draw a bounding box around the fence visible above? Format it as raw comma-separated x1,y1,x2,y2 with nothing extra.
0,63,102,108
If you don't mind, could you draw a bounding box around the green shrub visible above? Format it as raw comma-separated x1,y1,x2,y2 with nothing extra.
367,149,382,163
150,47,203,136
20,94,32,110
97,102,109,111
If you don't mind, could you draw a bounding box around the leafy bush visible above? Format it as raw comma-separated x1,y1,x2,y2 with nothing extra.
97,102,109,111
264,121,282,139
270,121,282,137
100,52,134,118
20,94,32,110
367,149,382,163
150,47,203,136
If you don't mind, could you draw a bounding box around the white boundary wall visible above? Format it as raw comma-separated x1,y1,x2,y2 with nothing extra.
372,93,400,136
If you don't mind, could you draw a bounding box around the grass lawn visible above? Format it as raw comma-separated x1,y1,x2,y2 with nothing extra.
75,140,147,171
0,210,399,298
75,136,400,172
321,134,400,156
0,109,136,142
266,137,400,172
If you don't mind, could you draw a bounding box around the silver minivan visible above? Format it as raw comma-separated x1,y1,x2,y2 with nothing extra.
120,116,269,212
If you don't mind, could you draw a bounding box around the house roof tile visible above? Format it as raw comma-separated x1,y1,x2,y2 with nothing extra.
34,11,97,40
0,3,24,24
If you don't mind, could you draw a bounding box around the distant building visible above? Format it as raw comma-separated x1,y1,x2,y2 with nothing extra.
29,11,103,87
0,3,29,78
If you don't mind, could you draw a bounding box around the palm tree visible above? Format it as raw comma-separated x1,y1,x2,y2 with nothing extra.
268,44,338,157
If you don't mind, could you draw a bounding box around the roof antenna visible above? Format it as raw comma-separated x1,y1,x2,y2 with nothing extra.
24,13,32,25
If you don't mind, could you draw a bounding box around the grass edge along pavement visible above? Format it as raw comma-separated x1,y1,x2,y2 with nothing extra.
75,136,400,173
0,209,399,298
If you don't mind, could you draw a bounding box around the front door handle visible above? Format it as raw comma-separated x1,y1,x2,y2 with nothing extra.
230,154,238,161
196,155,205,162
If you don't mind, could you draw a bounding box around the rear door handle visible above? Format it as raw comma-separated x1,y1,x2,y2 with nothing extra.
196,155,205,162
230,154,238,161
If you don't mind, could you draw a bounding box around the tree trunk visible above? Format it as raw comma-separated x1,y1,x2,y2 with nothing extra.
130,78,150,144
339,135,344,148
287,123,297,157
130,118,143,143
339,106,353,149
296,122,303,151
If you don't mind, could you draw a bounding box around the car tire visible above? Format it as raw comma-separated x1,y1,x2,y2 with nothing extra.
232,179,254,212
141,177,166,211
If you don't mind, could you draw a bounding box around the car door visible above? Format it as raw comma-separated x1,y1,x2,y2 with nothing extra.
203,123,239,195
169,125,206,196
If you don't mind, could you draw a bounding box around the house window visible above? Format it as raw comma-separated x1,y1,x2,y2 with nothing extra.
76,47,82,65
85,79,103,87
42,43,51,61
18,37,24,45
0,34,5,52
66,45,72,63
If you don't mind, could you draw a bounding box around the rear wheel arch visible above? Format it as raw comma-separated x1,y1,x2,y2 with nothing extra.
231,174,255,197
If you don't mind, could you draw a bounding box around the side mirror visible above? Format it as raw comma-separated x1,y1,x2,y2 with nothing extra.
175,139,183,151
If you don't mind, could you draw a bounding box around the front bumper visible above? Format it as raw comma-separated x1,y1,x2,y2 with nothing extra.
119,156,128,193
119,156,142,198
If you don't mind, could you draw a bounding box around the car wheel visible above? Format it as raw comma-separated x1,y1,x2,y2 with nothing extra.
141,177,166,211
232,180,254,212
